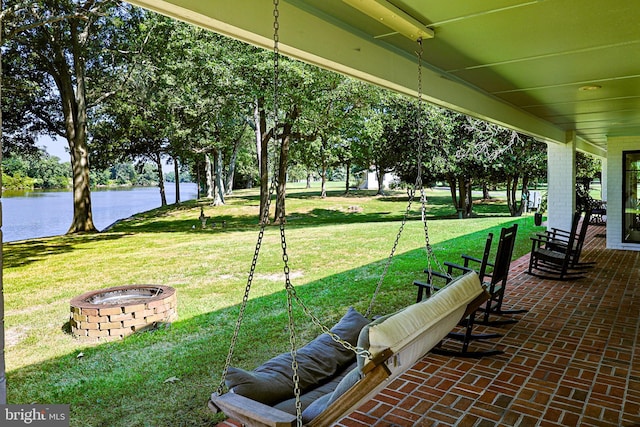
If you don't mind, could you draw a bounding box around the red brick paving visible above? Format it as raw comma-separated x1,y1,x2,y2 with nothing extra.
218,224,640,426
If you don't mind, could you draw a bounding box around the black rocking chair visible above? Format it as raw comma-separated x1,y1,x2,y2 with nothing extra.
528,211,590,280
414,224,524,358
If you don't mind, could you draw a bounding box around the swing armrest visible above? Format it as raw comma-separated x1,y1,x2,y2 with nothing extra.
209,392,297,427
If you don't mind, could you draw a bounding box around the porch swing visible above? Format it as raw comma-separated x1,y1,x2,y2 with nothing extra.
208,2,489,426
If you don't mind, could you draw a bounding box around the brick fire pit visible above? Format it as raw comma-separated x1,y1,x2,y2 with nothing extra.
70,285,177,340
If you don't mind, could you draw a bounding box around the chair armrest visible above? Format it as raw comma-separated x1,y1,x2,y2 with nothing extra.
444,261,474,274
414,280,444,302
422,269,450,280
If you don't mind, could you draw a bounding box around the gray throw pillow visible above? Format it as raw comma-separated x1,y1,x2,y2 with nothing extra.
301,365,362,423
225,307,369,406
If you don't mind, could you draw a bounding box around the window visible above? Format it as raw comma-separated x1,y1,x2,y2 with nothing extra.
623,151,640,243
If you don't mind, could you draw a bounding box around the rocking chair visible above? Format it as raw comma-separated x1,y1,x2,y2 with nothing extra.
539,209,594,269
528,211,589,280
414,224,523,357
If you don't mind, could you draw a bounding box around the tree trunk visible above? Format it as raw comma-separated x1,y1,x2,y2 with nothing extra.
506,176,517,216
466,179,473,217
196,161,201,200
457,177,467,218
306,172,312,189
274,131,291,222
517,175,529,217
213,148,225,206
320,150,327,198
225,134,241,196
274,106,300,223
154,151,167,206
174,157,180,204
255,97,270,223
65,27,96,234
344,159,351,195
375,166,385,196
205,154,214,199
447,174,458,212
482,182,490,200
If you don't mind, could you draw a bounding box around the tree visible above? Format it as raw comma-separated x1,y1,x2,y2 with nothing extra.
4,0,142,233
158,19,253,206
450,119,547,217
292,72,355,198
576,151,601,188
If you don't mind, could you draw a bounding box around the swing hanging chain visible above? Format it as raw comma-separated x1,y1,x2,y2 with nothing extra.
415,38,450,291
364,187,416,318
365,38,458,318
215,0,284,397
365,38,427,317
216,154,279,396
271,2,304,425
416,38,434,291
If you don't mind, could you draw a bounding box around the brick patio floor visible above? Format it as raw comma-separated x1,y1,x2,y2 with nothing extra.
219,223,640,427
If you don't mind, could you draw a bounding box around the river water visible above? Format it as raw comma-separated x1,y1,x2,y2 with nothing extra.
1,183,198,242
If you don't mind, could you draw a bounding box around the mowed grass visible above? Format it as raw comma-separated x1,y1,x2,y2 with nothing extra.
3,182,545,426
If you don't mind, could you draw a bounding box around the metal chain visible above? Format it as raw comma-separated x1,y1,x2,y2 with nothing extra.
364,38,457,317
365,188,417,318
415,38,449,287
272,2,303,425
215,0,284,397
216,157,278,396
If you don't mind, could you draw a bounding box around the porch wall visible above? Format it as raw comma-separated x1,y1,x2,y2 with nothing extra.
606,136,640,251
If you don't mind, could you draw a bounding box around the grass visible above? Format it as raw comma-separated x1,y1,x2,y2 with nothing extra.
3,182,545,426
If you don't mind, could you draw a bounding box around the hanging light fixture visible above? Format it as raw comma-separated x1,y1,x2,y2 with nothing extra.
342,0,434,41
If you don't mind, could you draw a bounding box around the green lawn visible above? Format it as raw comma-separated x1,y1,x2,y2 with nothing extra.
3,183,544,426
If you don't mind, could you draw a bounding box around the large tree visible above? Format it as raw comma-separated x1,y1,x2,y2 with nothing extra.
4,0,142,233
91,12,176,206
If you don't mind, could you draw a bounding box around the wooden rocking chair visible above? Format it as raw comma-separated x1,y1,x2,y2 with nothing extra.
539,209,594,269
414,224,523,357
528,211,589,280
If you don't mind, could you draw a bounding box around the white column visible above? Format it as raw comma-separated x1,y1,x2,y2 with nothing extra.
547,133,576,232
600,157,608,201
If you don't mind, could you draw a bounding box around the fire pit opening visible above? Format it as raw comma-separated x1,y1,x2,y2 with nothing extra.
70,285,177,341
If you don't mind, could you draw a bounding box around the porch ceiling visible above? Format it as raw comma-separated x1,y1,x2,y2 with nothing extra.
127,0,640,156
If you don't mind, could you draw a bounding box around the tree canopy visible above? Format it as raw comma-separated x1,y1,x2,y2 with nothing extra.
3,1,554,226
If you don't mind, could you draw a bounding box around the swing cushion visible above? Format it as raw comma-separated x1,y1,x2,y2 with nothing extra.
273,361,357,414
301,271,483,422
358,270,482,370
224,307,369,406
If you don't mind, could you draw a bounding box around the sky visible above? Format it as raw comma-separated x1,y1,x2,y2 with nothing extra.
38,135,70,161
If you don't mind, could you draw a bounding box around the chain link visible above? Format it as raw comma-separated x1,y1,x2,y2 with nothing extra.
415,38,450,287
218,4,447,412
216,159,278,396
365,187,416,317
272,1,303,425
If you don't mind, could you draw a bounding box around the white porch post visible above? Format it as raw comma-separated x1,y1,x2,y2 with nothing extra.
601,157,608,201
547,133,577,232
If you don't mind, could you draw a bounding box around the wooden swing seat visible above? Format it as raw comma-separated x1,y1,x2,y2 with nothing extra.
209,271,488,427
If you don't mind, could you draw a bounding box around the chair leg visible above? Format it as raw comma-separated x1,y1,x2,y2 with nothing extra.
432,311,503,358
477,292,527,326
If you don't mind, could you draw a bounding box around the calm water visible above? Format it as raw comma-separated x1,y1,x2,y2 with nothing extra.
1,183,198,242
